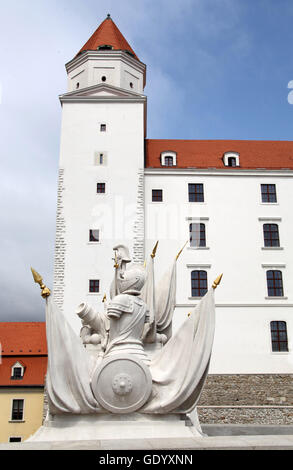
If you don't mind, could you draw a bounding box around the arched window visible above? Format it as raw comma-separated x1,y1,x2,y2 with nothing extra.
266,270,284,297
191,270,208,297
189,223,206,247
270,321,288,352
223,152,240,167
161,151,177,166
263,224,280,247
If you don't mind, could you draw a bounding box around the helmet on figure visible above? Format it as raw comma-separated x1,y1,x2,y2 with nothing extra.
117,265,146,295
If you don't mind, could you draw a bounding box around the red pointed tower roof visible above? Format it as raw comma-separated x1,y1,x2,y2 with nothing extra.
76,14,139,61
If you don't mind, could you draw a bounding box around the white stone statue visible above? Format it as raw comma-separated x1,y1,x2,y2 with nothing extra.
29,245,222,441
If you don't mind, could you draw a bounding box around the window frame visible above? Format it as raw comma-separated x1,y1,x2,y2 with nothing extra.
9,437,22,442
89,229,100,243
11,362,24,380
266,270,284,297
263,223,280,248
89,279,100,293
160,151,177,167
97,182,106,194
189,223,206,248
261,184,277,203
152,189,163,202
270,321,289,352
188,183,204,202
223,151,240,167
190,270,208,298
11,399,24,422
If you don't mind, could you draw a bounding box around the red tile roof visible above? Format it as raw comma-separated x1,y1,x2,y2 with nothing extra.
0,322,47,356
0,356,47,387
145,139,293,170
77,15,139,61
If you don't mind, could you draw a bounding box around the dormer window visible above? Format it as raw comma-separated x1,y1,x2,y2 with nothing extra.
161,151,177,167
11,362,24,380
98,45,113,51
223,152,240,167
228,157,236,167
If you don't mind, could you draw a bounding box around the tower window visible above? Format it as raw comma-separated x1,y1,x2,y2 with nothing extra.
188,183,204,202
100,124,106,132
130,82,133,89
152,189,163,202
261,184,277,203
270,321,289,352
191,270,208,297
11,399,24,421
89,230,100,242
97,183,106,193
266,270,284,297
98,45,113,51
76,82,80,89
263,224,280,247
190,223,206,247
89,280,100,293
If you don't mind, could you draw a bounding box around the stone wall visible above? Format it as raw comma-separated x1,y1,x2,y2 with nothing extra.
197,374,293,425
53,168,66,311
133,168,145,264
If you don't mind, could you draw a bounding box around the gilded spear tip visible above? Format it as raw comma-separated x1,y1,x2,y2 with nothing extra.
212,273,223,289
176,240,188,261
31,267,51,298
151,240,159,259
31,267,43,286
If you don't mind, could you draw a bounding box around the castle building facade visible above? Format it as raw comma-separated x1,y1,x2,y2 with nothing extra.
53,16,293,423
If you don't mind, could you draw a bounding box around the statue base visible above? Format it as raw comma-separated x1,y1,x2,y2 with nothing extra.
27,411,204,443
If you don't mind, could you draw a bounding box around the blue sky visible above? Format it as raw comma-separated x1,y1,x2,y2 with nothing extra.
0,0,292,321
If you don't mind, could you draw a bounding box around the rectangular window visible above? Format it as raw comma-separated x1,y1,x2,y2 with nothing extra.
263,224,280,247
266,270,284,297
270,321,288,352
152,189,163,202
9,437,21,442
99,154,104,165
97,183,106,193
89,230,100,242
100,124,106,132
89,279,100,293
189,223,206,247
261,184,277,203
11,367,22,380
191,270,208,297
188,184,204,202
11,399,24,421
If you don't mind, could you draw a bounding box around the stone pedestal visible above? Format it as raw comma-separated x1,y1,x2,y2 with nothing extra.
27,412,204,442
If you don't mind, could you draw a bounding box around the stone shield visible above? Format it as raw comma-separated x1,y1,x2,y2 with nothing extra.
91,355,152,413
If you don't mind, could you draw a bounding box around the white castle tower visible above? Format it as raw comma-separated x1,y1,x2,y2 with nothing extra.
53,15,146,331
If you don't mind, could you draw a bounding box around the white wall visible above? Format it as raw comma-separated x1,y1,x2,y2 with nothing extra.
144,170,293,373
